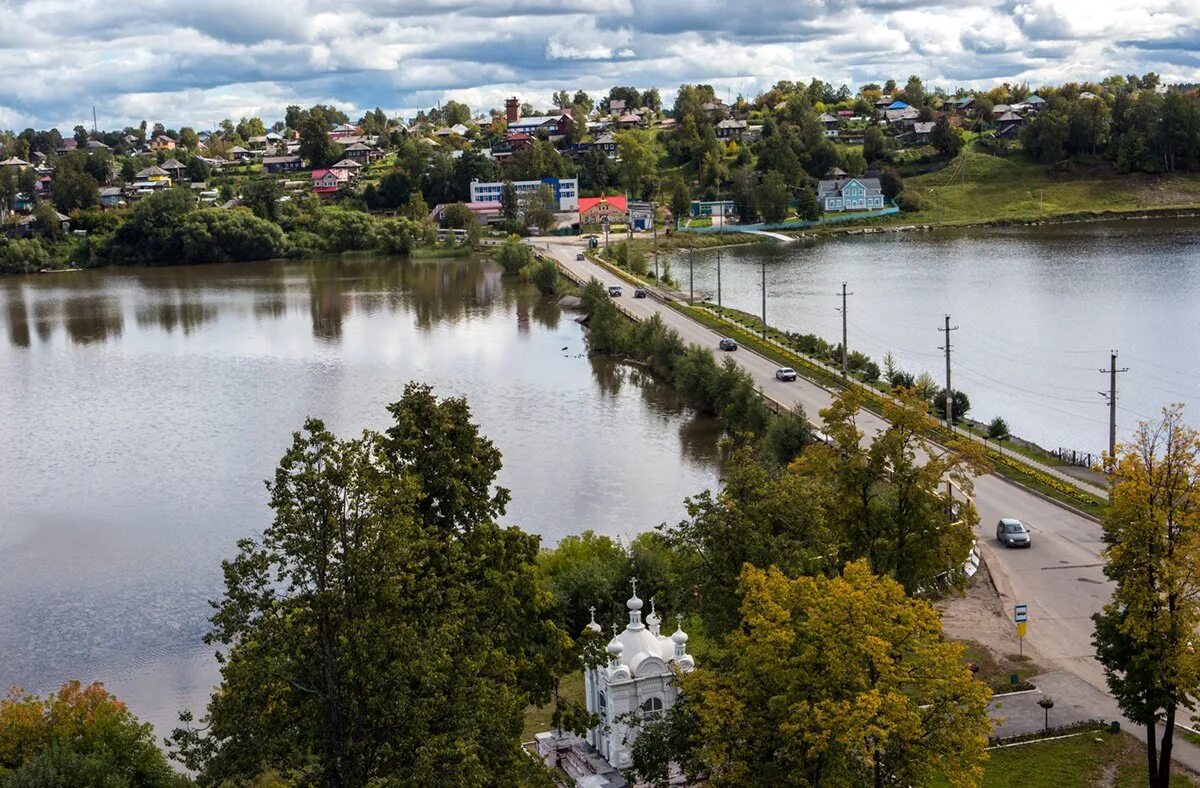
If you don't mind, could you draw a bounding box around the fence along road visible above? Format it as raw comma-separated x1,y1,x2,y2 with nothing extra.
537,237,1117,719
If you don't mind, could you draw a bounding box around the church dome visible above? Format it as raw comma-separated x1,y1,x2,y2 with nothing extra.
671,627,689,645
607,636,624,657
627,592,643,612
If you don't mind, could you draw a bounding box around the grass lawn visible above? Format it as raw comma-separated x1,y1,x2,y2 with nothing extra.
903,149,1200,226
957,638,1044,693
521,672,584,742
930,731,1199,787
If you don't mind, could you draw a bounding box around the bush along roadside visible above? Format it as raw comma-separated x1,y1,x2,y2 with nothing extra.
579,277,812,465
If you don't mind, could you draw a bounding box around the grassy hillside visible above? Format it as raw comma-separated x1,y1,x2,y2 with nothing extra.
902,150,1200,226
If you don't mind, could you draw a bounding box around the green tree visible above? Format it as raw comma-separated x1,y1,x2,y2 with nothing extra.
840,147,867,176
176,208,286,263
240,178,285,222
986,416,1010,444
934,388,971,423
169,385,570,786
364,169,414,211
880,167,903,201
314,208,378,252
669,176,691,225
52,168,100,213
1094,406,1200,788
495,234,533,274
930,115,964,158
863,125,886,163
0,680,181,786
522,184,558,232
652,562,991,787
500,181,519,223
794,188,821,221
178,127,199,149
754,170,790,224
442,100,471,127
298,107,342,168
0,238,51,274
616,131,660,199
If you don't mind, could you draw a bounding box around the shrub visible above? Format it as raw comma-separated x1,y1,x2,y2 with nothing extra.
177,208,286,263
315,208,378,252
897,190,924,212
934,388,971,423
496,235,533,274
0,238,51,273
522,256,560,296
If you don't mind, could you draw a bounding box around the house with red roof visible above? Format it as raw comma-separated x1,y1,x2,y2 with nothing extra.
578,194,629,226
311,169,341,195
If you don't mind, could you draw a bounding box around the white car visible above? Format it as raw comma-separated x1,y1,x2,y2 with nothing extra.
775,367,797,381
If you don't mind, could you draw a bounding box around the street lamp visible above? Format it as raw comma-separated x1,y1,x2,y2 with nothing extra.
1038,696,1055,732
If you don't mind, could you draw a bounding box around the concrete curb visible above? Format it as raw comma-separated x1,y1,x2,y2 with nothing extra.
991,471,1103,524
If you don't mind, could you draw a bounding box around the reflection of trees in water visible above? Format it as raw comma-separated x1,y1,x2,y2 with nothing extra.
4,290,30,348
31,300,56,342
589,354,724,467
62,296,124,345
134,299,218,335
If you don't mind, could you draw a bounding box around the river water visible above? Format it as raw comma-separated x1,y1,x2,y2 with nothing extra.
0,256,722,736
677,218,1200,455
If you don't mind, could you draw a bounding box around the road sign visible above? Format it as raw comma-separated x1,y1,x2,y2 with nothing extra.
1016,622,1028,638
1015,604,1028,623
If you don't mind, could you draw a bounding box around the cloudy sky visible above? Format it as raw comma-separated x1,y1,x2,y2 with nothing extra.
1,0,1198,131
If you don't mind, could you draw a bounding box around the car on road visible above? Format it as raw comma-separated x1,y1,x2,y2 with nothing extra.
633,288,647,299
996,518,1032,548
608,285,622,297
718,338,738,351
577,253,585,260
775,367,797,381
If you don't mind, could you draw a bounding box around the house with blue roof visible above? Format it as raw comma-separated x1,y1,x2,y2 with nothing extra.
885,100,909,110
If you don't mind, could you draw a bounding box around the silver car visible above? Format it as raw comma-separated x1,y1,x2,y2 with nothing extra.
996,518,1031,548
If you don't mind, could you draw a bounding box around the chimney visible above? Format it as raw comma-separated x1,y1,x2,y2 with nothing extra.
505,97,520,124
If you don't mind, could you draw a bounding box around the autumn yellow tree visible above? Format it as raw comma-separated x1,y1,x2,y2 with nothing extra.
1093,405,1200,788
793,387,989,593
0,681,181,785
675,562,991,787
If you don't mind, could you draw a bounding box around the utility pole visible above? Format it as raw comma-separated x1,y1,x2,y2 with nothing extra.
835,282,853,378
1099,351,1129,467
938,315,958,431
652,179,661,282
760,260,767,341
716,189,723,316
688,247,694,305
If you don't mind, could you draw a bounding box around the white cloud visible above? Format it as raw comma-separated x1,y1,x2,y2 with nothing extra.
0,0,1197,129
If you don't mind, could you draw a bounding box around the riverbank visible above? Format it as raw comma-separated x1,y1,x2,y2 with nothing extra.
653,151,1200,247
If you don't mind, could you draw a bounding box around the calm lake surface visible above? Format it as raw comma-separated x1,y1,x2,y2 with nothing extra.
0,256,723,736
678,217,1200,455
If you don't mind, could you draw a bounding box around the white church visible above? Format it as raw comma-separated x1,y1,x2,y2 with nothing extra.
533,580,695,785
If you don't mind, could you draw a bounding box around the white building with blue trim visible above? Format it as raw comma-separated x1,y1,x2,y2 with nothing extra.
469,177,579,211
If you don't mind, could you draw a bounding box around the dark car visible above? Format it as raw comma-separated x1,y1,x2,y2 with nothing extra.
633,288,647,299
996,518,1032,548
577,253,585,260
718,338,738,351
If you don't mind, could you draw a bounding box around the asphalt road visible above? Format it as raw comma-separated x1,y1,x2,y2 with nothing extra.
540,237,1115,698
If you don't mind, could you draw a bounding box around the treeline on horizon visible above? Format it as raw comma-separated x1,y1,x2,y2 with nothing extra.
3,71,1200,274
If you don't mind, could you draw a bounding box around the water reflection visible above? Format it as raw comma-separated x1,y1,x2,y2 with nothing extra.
0,254,723,737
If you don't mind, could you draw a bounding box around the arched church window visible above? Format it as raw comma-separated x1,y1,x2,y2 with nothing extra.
640,697,663,717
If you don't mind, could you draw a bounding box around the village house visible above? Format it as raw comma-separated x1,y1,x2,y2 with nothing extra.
817,176,887,212
99,186,124,208
229,145,254,162
715,118,747,140
884,106,921,128
607,99,627,115
329,123,360,140
329,159,362,180
310,169,341,195
615,113,641,129
150,135,177,151
159,158,187,180
591,132,617,157
340,141,381,164
0,157,30,171
994,111,1025,137
262,155,302,173
627,201,654,231
578,194,628,226
135,165,171,183
818,112,840,137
